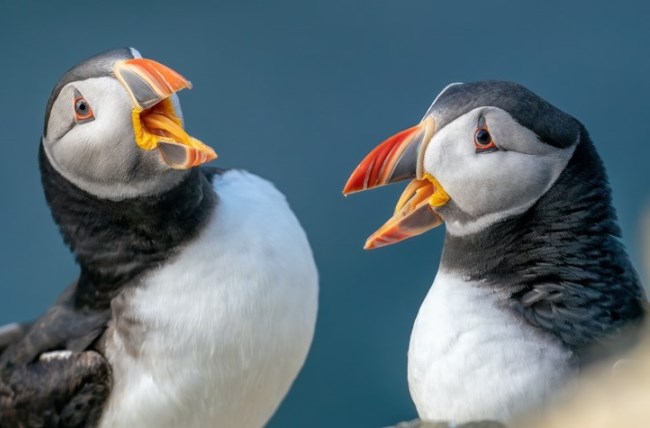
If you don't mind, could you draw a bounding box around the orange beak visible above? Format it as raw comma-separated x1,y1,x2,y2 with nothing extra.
343,116,449,249
113,58,217,169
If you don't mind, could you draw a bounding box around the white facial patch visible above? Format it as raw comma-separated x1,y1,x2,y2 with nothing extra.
45,85,77,142
422,107,577,236
42,76,184,200
45,77,133,149
44,77,135,188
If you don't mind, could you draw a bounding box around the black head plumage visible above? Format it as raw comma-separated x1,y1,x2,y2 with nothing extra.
427,81,580,148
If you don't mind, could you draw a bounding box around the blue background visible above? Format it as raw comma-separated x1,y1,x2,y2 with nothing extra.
1,1,649,426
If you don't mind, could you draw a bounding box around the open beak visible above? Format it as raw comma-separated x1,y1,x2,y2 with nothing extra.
113,58,217,169
343,116,449,249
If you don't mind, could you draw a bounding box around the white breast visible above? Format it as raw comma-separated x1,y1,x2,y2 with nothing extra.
98,170,318,428
408,270,573,423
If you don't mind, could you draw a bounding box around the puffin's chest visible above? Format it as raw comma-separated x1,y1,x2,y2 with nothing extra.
407,270,574,422
99,170,319,428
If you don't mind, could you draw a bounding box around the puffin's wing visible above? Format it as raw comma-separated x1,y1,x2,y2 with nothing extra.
0,322,32,355
0,350,110,427
0,282,113,426
0,282,110,369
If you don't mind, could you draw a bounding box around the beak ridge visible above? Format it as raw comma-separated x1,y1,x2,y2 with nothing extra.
114,58,192,110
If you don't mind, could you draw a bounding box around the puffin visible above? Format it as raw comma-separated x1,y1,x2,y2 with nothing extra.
343,81,646,423
0,48,318,428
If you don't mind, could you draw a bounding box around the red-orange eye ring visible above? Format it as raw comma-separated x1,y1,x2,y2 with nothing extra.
73,96,95,123
474,128,497,152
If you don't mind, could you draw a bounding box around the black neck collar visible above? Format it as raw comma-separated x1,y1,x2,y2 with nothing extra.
39,144,218,310
440,129,645,351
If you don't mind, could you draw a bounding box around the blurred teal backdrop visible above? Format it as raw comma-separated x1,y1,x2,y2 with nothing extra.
1,1,649,426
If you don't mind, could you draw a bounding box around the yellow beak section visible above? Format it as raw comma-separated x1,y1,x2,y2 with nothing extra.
364,174,449,249
114,58,217,169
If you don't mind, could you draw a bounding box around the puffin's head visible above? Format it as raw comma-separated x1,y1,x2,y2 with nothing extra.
344,81,581,248
42,47,216,200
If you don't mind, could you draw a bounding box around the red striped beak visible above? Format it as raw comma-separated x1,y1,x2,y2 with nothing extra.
343,117,434,194
343,117,450,249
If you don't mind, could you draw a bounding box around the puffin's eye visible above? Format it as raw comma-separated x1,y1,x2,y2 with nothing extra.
73,96,95,123
474,128,497,153
475,129,491,145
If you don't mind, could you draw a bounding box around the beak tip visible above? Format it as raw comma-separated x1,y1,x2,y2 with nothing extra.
363,237,381,250
341,187,356,196
342,174,364,196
